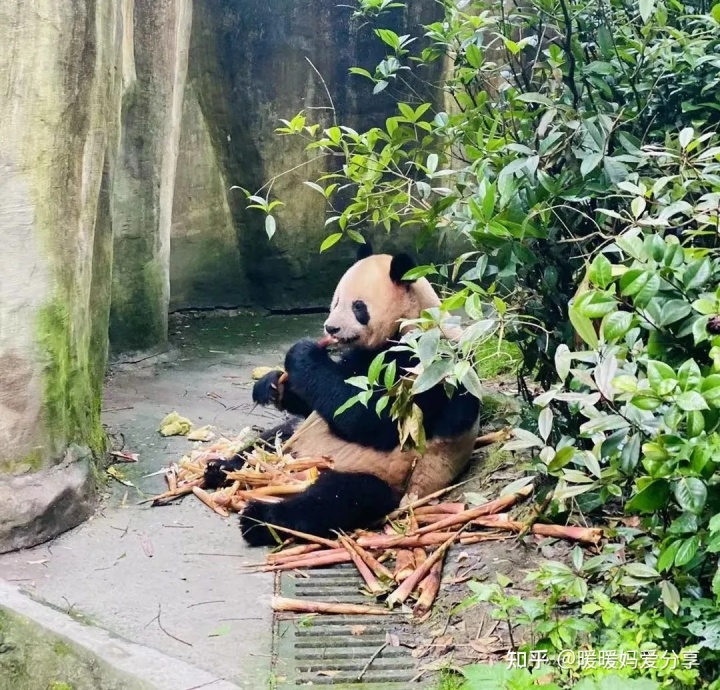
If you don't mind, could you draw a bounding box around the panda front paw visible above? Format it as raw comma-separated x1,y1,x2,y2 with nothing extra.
252,370,283,407
284,339,328,377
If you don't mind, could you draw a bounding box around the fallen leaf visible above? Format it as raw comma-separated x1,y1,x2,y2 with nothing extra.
351,625,367,636
107,466,135,487
27,559,49,565
316,671,340,677
385,633,400,647
469,637,500,654
209,624,231,637
433,635,454,650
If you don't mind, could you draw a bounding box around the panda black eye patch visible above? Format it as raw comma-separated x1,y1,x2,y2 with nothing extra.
352,300,370,325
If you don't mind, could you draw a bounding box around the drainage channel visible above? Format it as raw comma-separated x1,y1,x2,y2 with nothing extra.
272,564,425,689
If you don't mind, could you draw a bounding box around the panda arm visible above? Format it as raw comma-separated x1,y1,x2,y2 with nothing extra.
252,370,314,417
421,387,481,438
283,340,400,450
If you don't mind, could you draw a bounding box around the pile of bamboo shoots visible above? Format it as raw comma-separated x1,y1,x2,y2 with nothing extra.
146,424,603,619
144,425,332,516
258,485,602,620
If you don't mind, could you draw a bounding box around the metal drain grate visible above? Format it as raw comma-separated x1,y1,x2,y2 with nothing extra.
272,565,423,688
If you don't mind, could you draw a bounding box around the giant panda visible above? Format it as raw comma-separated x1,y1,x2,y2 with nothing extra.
205,245,481,546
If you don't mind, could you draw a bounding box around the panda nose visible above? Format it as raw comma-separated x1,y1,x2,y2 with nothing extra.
325,324,340,336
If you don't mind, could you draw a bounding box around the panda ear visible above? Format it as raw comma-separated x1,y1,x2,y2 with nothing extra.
355,242,373,262
389,253,417,285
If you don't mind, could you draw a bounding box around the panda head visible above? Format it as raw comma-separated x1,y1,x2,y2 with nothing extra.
323,244,442,350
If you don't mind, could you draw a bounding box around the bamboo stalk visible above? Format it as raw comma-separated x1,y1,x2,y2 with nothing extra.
339,537,385,595
340,538,394,580
412,486,533,536
413,557,444,619
393,550,416,583
267,544,322,562
385,479,474,520
386,530,461,608
143,479,203,505
416,513,454,525
192,486,230,517
357,532,506,549
235,483,310,498
474,428,512,448
282,457,334,472
474,516,602,545
165,467,178,493
272,597,389,616
262,550,352,571
413,503,466,516
250,522,339,549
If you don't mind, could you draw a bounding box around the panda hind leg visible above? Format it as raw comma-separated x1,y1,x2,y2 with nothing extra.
240,470,400,546
203,417,300,489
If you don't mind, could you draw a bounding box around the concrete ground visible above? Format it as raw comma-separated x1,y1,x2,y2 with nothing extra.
0,313,325,689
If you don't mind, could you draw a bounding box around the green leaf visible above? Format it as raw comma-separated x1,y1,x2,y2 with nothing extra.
548,446,575,472
465,43,482,69
320,233,343,252
621,434,641,474
412,360,453,395
658,300,692,326
713,566,720,599
375,396,389,416
674,477,707,514
265,214,277,240
660,580,680,614
687,410,705,437
646,360,676,394
462,367,484,399
676,391,708,411
569,304,599,349
602,311,633,341
657,540,681,572
588,254,612,289
334,394,361,417
683,258,711,291
575,291,617,318
678,359,702,391
702,374,720,406
367,352,385,386
555,344,572,381
624,563,659,578
674,535,700,567
209,624,232,637
639,0,657,23
709,513,720,533
626,479,670,513
620,270,659,306
383,360,397,390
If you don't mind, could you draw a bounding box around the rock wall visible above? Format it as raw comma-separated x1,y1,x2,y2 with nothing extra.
169,0,444,312
109,0,193,352
0,0,442,552
0,0,123,552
